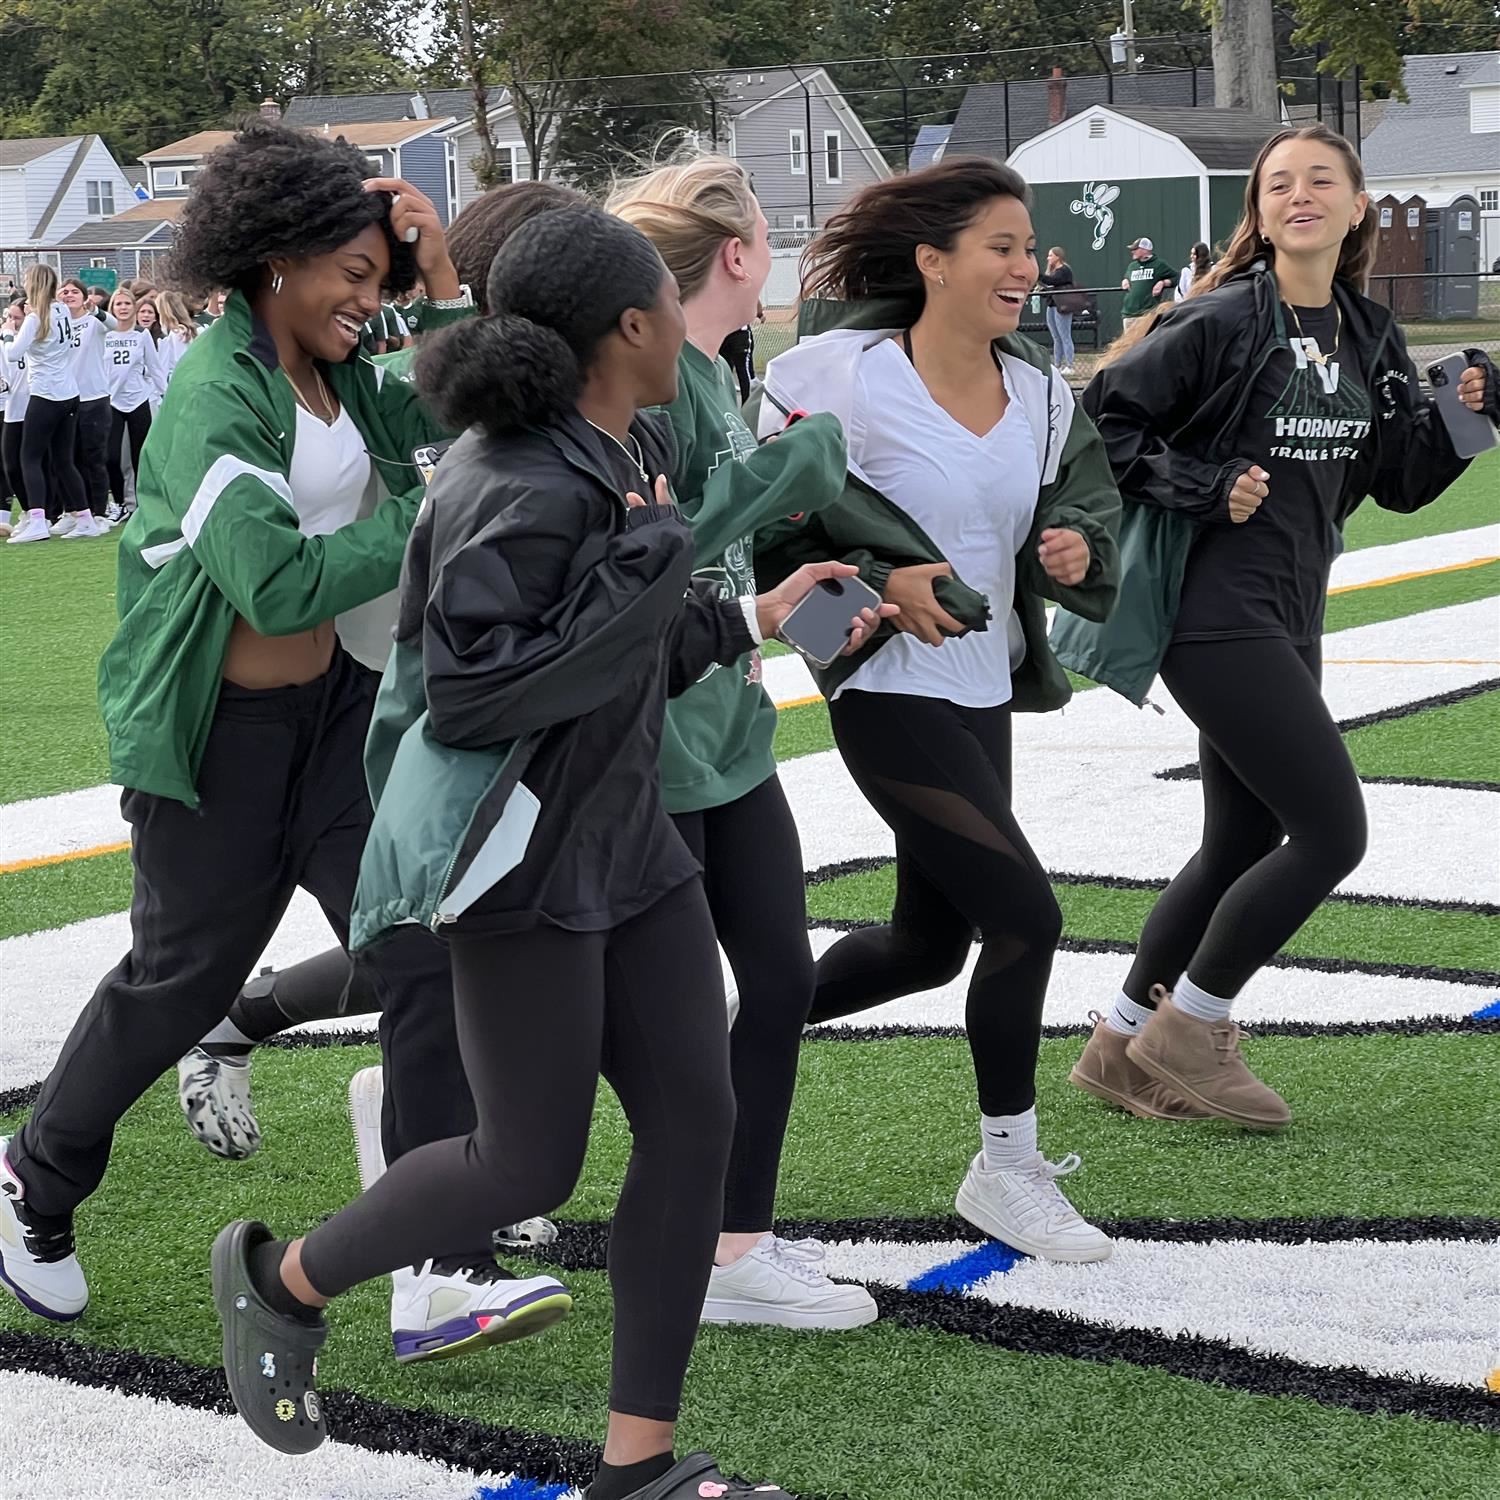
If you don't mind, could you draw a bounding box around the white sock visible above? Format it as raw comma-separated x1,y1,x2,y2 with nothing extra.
1172,974,1234,1023
28,509,44,521
980,1107,1038,1172
200,1015,256,1049
1105,991,1155,1036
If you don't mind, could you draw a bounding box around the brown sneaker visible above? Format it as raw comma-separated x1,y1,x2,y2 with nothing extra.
1070,1012,1213,1121
1126,987,1291,1130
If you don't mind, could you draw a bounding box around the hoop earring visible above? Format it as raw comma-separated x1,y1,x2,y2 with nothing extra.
271,272,284,295
1261,234,1271,246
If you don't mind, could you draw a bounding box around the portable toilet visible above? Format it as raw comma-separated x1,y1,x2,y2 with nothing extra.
1424,195,1481,319
1373,194,1425,318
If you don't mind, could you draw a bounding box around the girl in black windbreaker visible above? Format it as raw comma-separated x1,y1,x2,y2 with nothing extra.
1057,125,1494,1131
209,205,886,1500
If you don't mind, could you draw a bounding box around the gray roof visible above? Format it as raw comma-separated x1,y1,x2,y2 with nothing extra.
1102,105,1285,169
56,213,176,249
423,88,478,120
948,69,1216,160
1362,52,1500,178
0,136,80,167
909,124,951,169
283,92,423,127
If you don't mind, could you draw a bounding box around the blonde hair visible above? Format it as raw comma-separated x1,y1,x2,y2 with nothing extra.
1101,124,1374,369
110,286,138,327
607,154,759,302
23,264,58,311
157,290,197,340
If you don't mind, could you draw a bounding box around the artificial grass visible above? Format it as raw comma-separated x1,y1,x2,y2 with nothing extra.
1322,557,1500,636
1341,450,1498,551
805,868,1500,977
0,847,133,941
1346,688,1499,785
4,1037,1499,1499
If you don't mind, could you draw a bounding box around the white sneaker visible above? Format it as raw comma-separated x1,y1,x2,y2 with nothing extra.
347,1066,558,1252
0,1139,88,1321
48,513,77,537
391,1259,571,1364
702,1234,878,1330
725,986,740,1029
955,1151,1113,1263
6,513,50,545
104,500,122,523
62,512,103,539
177,1046,261,1160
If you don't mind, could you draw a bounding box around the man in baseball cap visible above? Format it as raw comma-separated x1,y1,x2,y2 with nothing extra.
1121,236,1177,328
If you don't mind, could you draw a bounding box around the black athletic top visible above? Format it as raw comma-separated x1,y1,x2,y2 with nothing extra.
1174,302,1374,645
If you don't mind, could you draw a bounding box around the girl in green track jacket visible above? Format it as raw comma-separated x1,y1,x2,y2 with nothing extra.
758,159,1124,1267
0,125,513,1342
609,156,873,1331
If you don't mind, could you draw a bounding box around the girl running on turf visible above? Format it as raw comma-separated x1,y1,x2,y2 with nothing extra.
208,202,886,1499
754,158,1123,1263
1056,125,1495,1129
0,124,556,1365
59,279,112,534
8,265,87,545
608,155,873,1329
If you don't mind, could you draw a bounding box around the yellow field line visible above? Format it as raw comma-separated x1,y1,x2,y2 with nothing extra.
0,840,130,877
776,692,823,711
1326,555,1498,596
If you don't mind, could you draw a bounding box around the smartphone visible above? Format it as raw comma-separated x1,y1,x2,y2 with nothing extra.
777,574,884,668
1427,354,1497,460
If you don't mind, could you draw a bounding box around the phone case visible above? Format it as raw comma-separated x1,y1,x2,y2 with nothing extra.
778,576,884,668
1426,354,1497,460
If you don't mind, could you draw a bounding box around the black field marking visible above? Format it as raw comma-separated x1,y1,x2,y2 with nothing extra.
1360,774,1498,793
806,922,1500,989
869,1287,1500,1431
805,855,1500,919
1156,677,1500,784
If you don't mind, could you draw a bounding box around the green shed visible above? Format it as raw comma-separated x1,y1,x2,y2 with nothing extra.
1008,104,1283,342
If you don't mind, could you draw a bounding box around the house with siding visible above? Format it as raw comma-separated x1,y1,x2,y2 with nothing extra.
0,135,135,276
52,199,184,283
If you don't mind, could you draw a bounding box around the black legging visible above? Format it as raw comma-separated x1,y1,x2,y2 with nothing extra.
74,396,111,515
672,772,815,1233
807,690,1063,1116
22,395,86,521
297,877,735,1423
108,401,152,509
1,422,26,510
1125,637,1367,1002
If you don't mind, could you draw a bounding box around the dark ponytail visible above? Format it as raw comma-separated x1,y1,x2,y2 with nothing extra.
415,204,667,434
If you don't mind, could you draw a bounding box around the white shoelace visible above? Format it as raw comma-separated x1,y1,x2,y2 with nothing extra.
1013,1153,1086,1228
760,1236,831,1286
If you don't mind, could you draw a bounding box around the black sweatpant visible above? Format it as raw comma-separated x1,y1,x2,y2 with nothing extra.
107,401,151,510
21,395,85,521
11,651,474,1227
74,396,111,515
807,691,1063,1116
672,772,814,1233
1,422,25,510
298,878,735,1423
1125,637,1367,1002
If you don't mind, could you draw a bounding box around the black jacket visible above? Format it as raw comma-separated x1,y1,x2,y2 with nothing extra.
403,407,755,932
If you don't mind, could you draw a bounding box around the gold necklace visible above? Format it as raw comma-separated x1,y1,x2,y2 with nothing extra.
282,364,335,423
584,418,650,490
1285,301,1342,367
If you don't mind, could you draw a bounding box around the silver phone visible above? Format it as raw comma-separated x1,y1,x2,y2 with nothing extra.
777,575,884,667
1427,354,1497,460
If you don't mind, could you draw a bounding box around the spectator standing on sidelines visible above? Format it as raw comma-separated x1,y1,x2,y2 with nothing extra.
1120,237,1177,330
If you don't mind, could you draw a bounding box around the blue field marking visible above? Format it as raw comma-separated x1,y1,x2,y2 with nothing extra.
472,1480,577,1500
907,1239,1028,1294
1471,996,1500,1020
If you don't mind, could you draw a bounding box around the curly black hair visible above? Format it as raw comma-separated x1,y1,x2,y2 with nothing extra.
416,204,666,435
167,119,417,299
446,179,584,313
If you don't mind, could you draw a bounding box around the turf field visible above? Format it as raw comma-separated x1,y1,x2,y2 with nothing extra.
1,455,1497,1499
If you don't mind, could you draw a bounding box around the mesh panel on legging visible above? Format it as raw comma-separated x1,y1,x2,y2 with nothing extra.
807,691,1062,1116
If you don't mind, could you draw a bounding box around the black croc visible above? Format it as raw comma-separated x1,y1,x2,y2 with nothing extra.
593,1451,795,1499
211,1220,329,1454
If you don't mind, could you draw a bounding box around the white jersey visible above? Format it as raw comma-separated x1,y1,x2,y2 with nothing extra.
157,328,194,387
1,334,30,423
11,302,80,402
71,313,110,402
105,327,165,413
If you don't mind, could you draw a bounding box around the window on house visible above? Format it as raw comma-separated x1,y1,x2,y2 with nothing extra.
153,168,179,190
494,145,524,185
446,151,459,211
90,257,108,270
86,180,114,215
789,129,806,176
823,130,843,185
791,213,809,232
1481,189,1499,212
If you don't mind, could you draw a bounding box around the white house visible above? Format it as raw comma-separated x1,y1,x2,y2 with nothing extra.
0,135,135,273
1362,52,1500,267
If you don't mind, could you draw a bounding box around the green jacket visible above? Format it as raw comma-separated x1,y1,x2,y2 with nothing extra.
658,341,846,814
98,290,469,806
750,297,1121,710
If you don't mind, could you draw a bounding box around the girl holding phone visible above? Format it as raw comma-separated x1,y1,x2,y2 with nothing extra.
1056,125,1494,1129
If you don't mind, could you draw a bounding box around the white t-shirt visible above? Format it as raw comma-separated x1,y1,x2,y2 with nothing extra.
286,402,394,671
105,327,165,412
157,329,193,386
1175,264,1196,301
12,302,80,402
1,335,30,423
839,337,1041,709
71,314,110,402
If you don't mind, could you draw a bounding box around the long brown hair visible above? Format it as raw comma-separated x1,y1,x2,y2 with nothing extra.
800,158,1031,324
1101,124,1374,367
